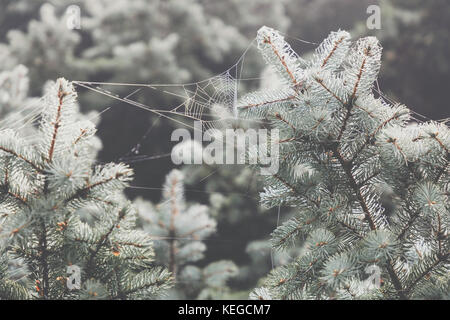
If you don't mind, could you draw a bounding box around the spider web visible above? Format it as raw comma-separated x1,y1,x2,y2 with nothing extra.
0,32,446,293
70,35,445,166
2,32,445,279
69,33,445,252
69,35,309,274
73,40,255,136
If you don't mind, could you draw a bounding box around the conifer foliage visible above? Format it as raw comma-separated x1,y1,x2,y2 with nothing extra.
136,170,238,299
241,27,449,299
0,79,171,299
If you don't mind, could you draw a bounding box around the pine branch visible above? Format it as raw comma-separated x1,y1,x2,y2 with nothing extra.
0,146,42,172
38,221,50,299
0,78,170,299
47,83,67,163
240,95,296,110
85,208,126,276
168,175,179,278
333,146,407,298
332,147,376,230
405,252,449,296
386,262,407,300
350,57,366,101
321,36,346,68
314,77,345,105
261,37,299,87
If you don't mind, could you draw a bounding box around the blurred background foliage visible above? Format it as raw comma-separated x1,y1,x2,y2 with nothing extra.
0,0,448,298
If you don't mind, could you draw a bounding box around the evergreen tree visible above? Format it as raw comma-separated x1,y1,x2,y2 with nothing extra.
135,169,238,299
0,1,292,297
0,79,171,299
0,64,101,156
240,27,449,300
